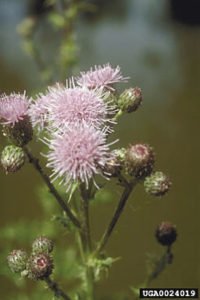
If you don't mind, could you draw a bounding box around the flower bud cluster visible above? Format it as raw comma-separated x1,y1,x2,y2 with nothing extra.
7,236,54,280
104,143,171,200
0,65,147,190
3,64,175,292
0,93,33,175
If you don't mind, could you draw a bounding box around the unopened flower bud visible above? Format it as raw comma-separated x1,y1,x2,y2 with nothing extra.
118,87,142,113
3,116,33,147
155,222,177,246
1,145,25,173
7,249,28,273
27,253,53,280
144,171,171,196
32,236,54,254
102,148,126,177
125,144,154,179
114,148,126,162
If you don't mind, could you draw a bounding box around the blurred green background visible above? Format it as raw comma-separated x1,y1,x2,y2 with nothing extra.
0,0,199,299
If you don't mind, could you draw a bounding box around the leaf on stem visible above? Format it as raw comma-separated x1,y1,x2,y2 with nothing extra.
87,255,120,281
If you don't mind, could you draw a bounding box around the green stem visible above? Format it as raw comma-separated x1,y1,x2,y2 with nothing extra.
113,109,123,121
146,246,173,286
79,183,92,252
23,146,81,229
79,183,94,300
76,231,95,300
44,277,71,300
95,178,137,255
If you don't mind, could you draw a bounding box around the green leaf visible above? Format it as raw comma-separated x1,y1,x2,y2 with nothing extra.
88,255,120,281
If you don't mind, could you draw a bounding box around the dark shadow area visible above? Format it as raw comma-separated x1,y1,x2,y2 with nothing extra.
170,0,200,25
29,0,54,16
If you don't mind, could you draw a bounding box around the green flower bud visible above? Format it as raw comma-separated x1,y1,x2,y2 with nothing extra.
3,116,33,147
114,148,126,162
1,145,25,173
155,221,177,246
125,144,154,179
32,236,54,254
144,171,171,196
118,87,142,113
102,148,126,177
7,249,28,273
27,253,53,280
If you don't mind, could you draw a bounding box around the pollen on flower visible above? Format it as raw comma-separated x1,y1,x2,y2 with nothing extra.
0,93,29,125
45,124,112,189
76,64,129,90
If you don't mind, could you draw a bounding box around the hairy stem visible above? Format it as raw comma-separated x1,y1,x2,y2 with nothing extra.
23,146,80,229
79,183,94,300
95,178,137,255
146,246,173,286
80,183,92,252
44,277,71,300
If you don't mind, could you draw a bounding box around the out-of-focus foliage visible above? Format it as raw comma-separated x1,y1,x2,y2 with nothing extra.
18,0,94,85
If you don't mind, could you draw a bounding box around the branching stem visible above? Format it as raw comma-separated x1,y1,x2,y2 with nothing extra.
23,146,81,229
95,178,137,255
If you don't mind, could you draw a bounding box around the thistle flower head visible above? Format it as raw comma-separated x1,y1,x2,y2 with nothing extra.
155,221,177,246
125,143,155,179
1,145,25,173
27,253,53,280
76,64,128,90
29,84,116,132
28,84,63,131
118,87,142,113
7,249,28,274
144,171,171,196
28,94,50,131
101,149,125,177
46,86,113,130
45,124,112,188
32,236,54,254
0,93,29,125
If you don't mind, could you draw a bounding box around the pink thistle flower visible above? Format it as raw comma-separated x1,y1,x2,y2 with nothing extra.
45,124,113,189
76,64,129,90
0,93,29,125
29,94,50,131
43,85,115,130
28,84,63,131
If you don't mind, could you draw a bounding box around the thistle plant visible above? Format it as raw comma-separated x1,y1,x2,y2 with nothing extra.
1,64,177,299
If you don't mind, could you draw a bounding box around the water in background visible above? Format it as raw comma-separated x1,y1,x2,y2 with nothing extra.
0,0,199,298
